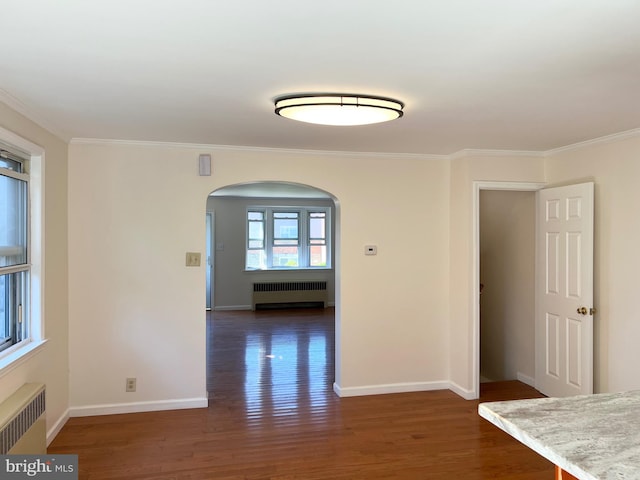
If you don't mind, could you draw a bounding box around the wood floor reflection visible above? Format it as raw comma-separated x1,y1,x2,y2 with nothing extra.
207,308,336,421
49,307,552,479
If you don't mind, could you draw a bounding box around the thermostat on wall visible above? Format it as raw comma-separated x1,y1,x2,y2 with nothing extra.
364,245,377,256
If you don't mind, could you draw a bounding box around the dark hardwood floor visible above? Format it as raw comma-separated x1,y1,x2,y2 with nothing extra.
49,308,552,479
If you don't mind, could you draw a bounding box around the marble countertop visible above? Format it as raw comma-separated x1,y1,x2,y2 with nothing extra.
479,391,640,480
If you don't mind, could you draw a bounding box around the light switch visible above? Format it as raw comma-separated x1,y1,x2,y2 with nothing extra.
364,245,377,256
186,252,201,266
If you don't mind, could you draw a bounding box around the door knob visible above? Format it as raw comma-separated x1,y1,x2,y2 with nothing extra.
577,307,588,315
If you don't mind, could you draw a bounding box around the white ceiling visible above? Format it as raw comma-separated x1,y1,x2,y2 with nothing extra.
3,1,640,156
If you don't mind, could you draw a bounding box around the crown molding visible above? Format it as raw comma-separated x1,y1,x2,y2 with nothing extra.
544,128,640,157
0,88,70,142
69,137,448,161
448,148,545,160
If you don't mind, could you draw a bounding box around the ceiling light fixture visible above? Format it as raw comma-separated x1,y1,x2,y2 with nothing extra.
274,93,404,126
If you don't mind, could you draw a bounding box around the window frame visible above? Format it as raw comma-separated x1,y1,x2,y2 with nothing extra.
245,206,331,271
0,161,30,353
0,127,46,374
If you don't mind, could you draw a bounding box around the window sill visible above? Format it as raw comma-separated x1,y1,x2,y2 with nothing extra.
244,267,333,273
0,339,48,380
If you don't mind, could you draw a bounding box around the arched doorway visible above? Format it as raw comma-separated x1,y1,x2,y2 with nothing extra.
205,181,339,407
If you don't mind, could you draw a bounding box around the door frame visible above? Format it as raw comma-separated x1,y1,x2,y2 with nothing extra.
206,211,215,310
471,181,546,399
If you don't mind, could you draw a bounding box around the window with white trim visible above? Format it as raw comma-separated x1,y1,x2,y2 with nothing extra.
0,148,29,353
246,207,330,270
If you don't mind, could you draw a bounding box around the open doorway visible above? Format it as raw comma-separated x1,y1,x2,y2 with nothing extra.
205,182,336,310
472,181,545,398
206,212,214,310
479,189,536,384
204,181,338,402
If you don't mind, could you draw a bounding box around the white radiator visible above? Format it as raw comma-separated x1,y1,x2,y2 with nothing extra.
252,281,328,310
0,383,46,454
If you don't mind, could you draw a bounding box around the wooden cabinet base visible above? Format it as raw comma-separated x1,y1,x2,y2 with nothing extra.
555,466,579,480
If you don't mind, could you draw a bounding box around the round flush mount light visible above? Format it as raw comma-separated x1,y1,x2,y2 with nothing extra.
274,93,404,126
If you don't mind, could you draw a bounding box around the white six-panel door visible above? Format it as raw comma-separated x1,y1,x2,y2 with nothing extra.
535,182,594,397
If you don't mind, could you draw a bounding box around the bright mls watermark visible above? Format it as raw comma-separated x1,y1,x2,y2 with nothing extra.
0,455,77,479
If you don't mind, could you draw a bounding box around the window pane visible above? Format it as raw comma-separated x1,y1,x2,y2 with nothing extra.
309,212,326,243
246,249,266,270
0,174,27,268
272,246,299,267
248,221,264,248
273,212,299,242
310,245,327,267
247,210,265,266
247,211,265,268
0,157,22,172
0,271,27,352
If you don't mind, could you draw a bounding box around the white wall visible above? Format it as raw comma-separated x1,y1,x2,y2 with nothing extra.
0,101,69,441
2,92,638,439
448,155,545,397
479,190,535,382
545,134,640,393
206,195,335,309
68,142,451,409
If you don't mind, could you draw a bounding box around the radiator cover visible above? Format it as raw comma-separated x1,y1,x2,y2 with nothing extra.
0,383,46,454
252,281,328,310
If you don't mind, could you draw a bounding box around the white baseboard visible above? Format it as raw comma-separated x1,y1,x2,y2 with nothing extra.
68,397,208,417
448,381,478,400
333,380,451,398
517,372,535,387
47,408,70,446
212,305,252,311
213,304,334,311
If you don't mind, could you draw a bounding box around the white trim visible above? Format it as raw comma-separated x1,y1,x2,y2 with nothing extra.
544,127,640,157
68,397,208,417
0,126,44,158
0,89,69,142
448,381,477,400
0,126,46,367
213,305,252,311
214,303,335,310
47,408,70,447
68,127,640,160
70,137,447,161
449,148,544,160
333,381,450,398
471,181,546,400
517,372,536,388
67,138,547,161
0,339,47,379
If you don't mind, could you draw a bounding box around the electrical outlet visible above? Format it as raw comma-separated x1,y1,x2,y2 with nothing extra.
185,252,201,267
126,377,137,392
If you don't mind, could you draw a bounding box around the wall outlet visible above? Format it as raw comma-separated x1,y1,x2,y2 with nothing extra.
186,252,201,266
126,377,137,392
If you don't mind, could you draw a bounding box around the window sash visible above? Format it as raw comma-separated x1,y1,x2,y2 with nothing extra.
247,211,265,250
309,212,326,245
0,151,30,355
0,172,28,269
246,207,330,270
0,270,28,352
